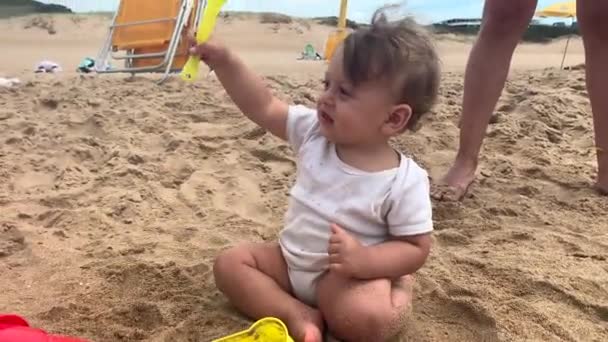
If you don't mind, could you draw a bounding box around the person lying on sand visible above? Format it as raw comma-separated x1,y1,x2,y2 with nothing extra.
432,0,608,201
189,6,439,342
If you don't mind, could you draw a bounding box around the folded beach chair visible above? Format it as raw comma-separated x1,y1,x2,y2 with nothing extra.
95,0,204,83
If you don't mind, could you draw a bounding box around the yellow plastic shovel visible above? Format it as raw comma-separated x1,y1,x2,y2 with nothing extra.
180,0,227,81
212,317,294,342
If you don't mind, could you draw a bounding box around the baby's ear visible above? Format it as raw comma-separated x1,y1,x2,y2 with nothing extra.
384,104,412,135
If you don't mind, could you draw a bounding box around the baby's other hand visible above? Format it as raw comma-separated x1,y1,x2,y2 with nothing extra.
188,33,229,69
328,223,366,278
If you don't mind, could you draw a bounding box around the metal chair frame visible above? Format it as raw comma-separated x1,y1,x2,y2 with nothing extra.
96,0,206,83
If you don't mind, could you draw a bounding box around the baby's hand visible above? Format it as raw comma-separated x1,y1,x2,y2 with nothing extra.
328,223,366,278
188,34,230,69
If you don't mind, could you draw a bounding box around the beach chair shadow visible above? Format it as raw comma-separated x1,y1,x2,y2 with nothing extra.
95,0,204,84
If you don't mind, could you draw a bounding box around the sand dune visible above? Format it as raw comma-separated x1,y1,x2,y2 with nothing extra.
0,13,586,76
0,14,606,342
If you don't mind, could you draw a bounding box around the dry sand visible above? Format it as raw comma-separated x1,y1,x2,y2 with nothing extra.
0,13,606,342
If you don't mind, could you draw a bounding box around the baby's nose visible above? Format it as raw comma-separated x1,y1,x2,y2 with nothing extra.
319,90,335,106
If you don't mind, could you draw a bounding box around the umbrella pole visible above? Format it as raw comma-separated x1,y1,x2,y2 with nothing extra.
561,34,570,69
561,16,575,70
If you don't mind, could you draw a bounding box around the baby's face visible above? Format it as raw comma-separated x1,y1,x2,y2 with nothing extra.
316,49,407,147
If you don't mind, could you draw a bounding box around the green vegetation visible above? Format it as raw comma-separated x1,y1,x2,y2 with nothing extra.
313,16,362,30
430,22,579,43
312,15,577,43
0,0,72,18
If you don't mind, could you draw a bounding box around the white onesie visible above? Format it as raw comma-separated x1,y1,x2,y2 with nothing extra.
279,105,434,306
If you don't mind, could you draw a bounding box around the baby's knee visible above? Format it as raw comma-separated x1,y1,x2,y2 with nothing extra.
325,302,399,341
357,307,396,341
213,246,251,289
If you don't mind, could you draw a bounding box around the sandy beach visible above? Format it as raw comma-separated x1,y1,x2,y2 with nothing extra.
0,13,606,342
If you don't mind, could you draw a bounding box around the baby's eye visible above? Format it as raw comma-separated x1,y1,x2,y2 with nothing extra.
322,80,329,90
339,86,351,97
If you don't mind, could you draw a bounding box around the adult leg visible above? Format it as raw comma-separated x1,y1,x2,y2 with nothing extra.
432,0,538,201
213,242,323,342
316,272,414,341
577,0,608,195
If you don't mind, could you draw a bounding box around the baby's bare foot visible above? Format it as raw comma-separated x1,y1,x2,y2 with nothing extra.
302,324,323,342
391,275,415,309
286,307,324,342
386,275,416,340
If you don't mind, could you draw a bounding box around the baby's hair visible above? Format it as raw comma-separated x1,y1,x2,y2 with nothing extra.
341,4,440,130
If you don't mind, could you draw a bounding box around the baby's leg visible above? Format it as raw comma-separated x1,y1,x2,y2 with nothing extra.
213,242,323,342
316,272,414,342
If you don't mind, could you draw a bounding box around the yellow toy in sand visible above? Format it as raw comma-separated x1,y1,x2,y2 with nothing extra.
180,0,227,81
212,317,294,342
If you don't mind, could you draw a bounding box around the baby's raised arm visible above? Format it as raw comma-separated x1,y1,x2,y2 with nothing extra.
190,39,289,140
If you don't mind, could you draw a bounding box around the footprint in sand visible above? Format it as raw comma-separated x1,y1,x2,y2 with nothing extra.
0,222,26,257
111,302,165,331
249,148,295,173
435,230,472,247
12,171,55,193
64,114,107,138
412,288,499,341
453,256,608,340
178,169,272,225
38,97,59,110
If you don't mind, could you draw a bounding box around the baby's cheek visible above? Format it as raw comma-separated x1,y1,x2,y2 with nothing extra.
338,118,358,134
350,117,373,132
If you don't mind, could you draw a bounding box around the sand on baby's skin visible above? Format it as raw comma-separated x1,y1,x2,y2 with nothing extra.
0,13,606,342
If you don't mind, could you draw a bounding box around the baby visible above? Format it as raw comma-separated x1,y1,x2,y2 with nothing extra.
191,7,440,342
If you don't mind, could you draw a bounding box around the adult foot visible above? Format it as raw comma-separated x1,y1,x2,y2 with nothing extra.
597,156,608,195
287,307,324,342
595,182,608,195
431,158,477,201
